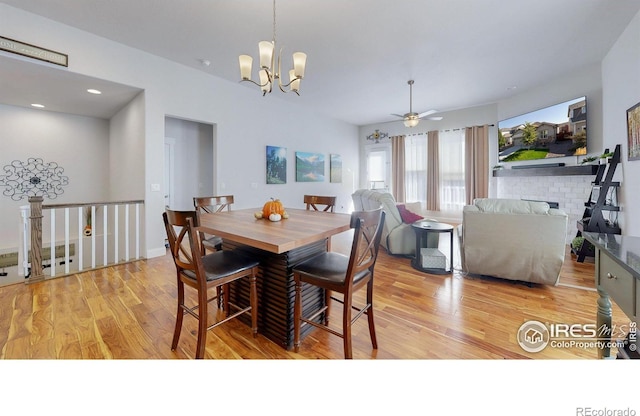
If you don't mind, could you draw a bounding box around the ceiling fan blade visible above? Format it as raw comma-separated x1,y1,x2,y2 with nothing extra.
417,110,438,118
390,113,405,118
427,116,443,121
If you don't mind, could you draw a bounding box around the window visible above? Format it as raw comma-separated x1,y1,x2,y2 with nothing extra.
438,130,465,212
404,136,427,203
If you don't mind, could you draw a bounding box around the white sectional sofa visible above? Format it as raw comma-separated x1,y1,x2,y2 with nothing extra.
461,198,568,285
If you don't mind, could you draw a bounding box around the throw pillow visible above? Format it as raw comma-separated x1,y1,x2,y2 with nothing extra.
396,204,424,224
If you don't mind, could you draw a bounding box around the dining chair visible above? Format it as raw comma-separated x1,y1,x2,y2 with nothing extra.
304,195,336,213
292,208,385,359
193,195,234,252
163,209,259,359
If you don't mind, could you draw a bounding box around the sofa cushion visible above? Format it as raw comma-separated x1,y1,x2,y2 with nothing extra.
397,204,424,223
474,198,550,215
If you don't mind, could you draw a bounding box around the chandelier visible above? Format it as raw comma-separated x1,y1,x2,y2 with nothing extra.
238,0,307,96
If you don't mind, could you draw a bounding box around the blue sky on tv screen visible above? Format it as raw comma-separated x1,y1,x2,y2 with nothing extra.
499,97,586,128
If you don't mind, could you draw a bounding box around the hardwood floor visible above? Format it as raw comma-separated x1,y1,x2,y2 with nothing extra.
0,238,629,360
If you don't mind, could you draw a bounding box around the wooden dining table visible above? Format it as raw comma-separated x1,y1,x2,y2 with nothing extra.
198,208,352,349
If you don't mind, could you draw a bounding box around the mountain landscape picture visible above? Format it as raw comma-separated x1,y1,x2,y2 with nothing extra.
295,151,324,182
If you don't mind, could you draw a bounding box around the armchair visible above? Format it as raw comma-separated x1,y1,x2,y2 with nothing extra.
461,198,568,285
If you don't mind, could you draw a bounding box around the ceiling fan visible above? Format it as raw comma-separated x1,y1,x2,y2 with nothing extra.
391,80,442,127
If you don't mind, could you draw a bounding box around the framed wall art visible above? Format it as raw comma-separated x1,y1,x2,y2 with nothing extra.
295,151,324,182
266,145,287,184
627,101,640,161
330,154,342,183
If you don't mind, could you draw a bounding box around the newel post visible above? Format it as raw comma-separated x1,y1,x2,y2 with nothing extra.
0,157,69,284
28,196,45,283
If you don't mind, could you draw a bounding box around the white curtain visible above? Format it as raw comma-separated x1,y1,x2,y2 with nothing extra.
404,135,428,204
438,130,466,212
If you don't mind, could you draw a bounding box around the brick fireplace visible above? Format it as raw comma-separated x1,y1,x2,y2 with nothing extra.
495,174,594,243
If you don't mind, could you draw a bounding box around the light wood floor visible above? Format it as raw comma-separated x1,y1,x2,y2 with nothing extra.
0,236,628,360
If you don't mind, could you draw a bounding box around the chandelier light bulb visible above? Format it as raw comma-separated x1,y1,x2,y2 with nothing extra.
239,55,253,80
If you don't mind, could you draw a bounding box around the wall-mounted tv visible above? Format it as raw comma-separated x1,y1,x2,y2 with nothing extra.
498,96,587,163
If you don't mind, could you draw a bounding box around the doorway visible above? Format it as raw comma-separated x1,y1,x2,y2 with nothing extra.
164,138,175,209
164,117,215,210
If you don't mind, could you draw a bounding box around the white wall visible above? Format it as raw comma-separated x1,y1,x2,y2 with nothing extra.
0,104,110,250
109,92,146,201
602,8,640,236
0,4,359,259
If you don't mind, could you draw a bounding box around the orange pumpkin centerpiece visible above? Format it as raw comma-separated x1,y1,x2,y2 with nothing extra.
262,198,285,218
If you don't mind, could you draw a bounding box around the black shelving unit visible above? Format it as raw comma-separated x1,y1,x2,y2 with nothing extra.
575,144,622,262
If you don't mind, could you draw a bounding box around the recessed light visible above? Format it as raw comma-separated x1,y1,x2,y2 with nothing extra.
87,89,102,94
31,103,45,108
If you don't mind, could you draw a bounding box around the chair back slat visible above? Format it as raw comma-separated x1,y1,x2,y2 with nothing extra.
194,195,234,214
345,208,385,286
185,217,208,289
304,195,336,212
163,210,203,273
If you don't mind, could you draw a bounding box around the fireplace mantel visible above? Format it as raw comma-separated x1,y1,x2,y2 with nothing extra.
493,165,598,177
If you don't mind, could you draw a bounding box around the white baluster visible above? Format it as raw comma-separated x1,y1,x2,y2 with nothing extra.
114,204,119,264
103,205,108,266
91,205,96,268
125,204,130,262
20,205,30,276
135,203,140,259
64,207,70,274
77,206,83,272
50,209,55,277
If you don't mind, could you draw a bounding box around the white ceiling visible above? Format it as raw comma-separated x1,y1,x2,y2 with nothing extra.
0,54,143,119
2,0,640,124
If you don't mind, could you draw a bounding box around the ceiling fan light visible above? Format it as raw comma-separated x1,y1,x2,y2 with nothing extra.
404,116,419,128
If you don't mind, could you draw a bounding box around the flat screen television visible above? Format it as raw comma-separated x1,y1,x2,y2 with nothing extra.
498,96,587,163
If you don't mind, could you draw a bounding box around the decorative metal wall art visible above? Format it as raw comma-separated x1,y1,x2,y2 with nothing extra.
0,157,69,201
366,129,389,143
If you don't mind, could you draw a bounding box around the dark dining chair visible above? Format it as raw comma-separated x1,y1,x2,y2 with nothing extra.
193,195,234,252
292,208,385,359
163,209,259,359
304,195,336,213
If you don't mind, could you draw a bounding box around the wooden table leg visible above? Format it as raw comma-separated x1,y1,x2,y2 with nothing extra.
596,287,613,359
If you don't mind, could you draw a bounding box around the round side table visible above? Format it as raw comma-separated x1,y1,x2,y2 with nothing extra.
411,220,454,274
